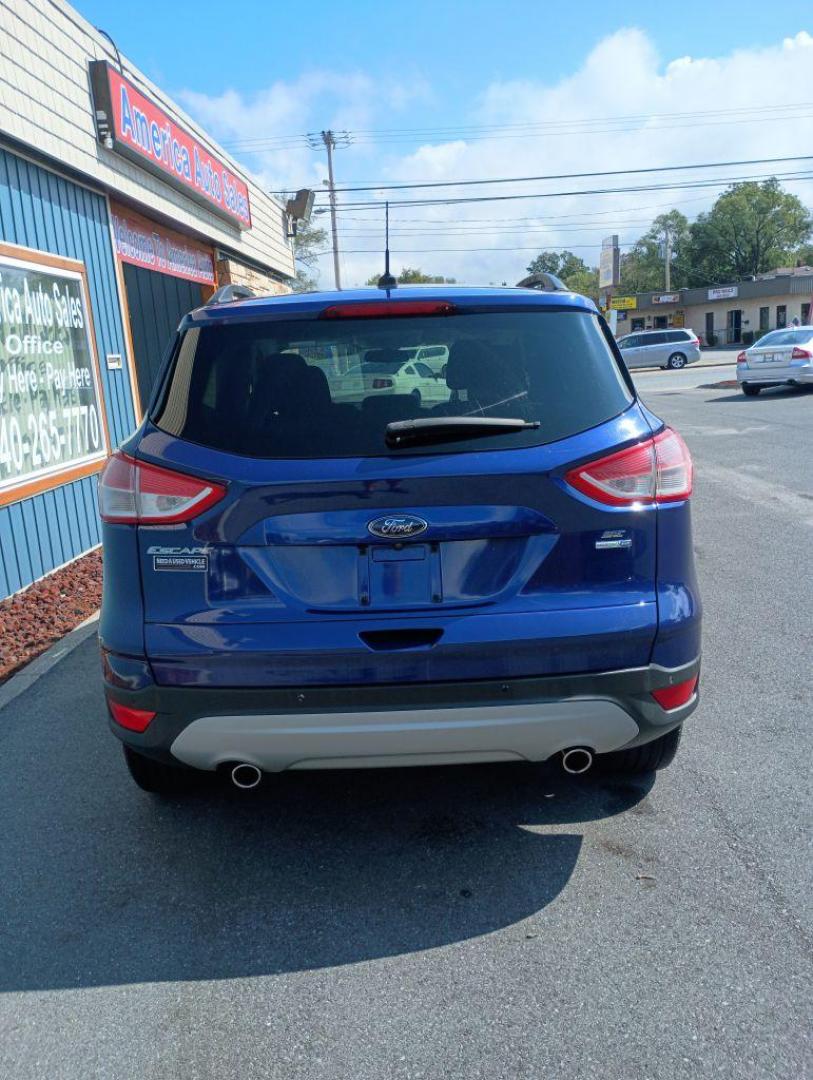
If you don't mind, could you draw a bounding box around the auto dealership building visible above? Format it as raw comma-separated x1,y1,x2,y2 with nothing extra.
611,266,813,345
0,0,295,600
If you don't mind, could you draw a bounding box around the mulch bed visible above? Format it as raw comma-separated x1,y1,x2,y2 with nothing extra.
0,548,102,684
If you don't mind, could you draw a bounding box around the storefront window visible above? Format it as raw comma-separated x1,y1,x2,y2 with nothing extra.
776,305,787,329
759,307,769,331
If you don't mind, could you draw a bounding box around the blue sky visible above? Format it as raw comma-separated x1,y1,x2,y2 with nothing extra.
77,0,810,109
77,1,813,286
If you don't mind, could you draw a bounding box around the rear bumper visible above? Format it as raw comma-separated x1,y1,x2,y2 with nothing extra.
738,362,813,384
106,657,700,772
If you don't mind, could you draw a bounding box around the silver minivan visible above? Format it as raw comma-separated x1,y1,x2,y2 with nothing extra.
617,328,701,370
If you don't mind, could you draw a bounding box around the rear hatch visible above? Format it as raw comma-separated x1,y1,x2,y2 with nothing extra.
134,298,660,688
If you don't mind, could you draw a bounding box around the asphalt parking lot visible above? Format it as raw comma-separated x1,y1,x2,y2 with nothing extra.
0,374,811,1080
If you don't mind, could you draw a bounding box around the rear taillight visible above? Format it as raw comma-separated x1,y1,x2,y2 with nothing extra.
653,428,693,502
791,346,812,359
107,699,156,732
565,428,692,506
651,676,698,711
98,451,226,524
737,351,747,364
372,378,393,389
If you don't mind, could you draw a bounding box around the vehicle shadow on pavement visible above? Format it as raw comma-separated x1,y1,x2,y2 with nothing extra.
707,387,810,404
0,674,654,992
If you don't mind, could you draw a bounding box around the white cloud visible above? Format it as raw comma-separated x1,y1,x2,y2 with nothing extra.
178,30,813,288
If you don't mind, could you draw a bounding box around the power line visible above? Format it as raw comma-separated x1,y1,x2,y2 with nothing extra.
314,244,635,255
307,154,813,196
332,193,721,226
322,169,813,211
325,101,813,136
224,101,813,152
236,112,813,155
322,112,813,150
337,222,655,236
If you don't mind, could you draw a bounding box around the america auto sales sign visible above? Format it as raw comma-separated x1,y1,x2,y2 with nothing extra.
89,61,251,230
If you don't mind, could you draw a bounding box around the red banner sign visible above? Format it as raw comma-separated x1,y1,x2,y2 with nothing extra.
110,203,215,286
90,61,251,230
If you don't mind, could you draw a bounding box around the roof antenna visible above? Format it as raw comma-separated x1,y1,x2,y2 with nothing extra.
377,201,397,290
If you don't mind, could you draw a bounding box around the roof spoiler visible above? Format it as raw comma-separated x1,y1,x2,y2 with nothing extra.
515,272,569,292
206,284,255,305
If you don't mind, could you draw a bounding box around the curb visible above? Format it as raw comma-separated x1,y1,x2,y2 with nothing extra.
0,611,100,715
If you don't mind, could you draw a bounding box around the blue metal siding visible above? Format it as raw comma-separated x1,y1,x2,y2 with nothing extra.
0,146,136,598
123,262,203,403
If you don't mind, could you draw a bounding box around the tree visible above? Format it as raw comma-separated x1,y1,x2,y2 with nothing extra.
291,219,327,292
791,242,813,267
686,179,812,284
526,250,589,280
397,267,457,284
620,210,691,293
364,267,457,285
525,250,599,299
564,265,600,300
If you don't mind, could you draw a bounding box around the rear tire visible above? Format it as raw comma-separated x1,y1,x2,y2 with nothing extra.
600,726,682,775
667,353,687,370
123,745,200,795
411,389,422,406
741,383,761,396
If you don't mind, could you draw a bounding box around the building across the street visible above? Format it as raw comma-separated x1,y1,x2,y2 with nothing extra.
0,0,296,600
610,266,813,345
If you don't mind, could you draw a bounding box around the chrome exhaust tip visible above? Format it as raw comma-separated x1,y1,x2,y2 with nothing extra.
561,747,594,775
230,763,263,789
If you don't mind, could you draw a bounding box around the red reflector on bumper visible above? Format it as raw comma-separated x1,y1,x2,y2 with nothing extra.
651,676,698,711
108,700,156,732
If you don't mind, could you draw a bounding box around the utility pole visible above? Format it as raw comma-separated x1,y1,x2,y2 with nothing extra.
664,231,672,292
321,130,343,290
308,129,349,291
307,129,350,288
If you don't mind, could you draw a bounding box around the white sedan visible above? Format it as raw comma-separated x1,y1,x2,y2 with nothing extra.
361,354,451,406
737,328,813,396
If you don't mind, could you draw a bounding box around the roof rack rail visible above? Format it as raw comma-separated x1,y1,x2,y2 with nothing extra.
206,284,255,305
515,272,568,292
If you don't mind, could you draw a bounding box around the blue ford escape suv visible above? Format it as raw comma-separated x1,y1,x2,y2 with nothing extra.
99,283,701,794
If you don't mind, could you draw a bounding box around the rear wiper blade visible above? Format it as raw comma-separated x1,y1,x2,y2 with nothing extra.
385,416,540,448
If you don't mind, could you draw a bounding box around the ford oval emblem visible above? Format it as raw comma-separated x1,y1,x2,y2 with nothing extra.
368,514,428,540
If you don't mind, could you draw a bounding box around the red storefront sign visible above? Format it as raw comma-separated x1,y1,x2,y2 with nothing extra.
110,203,215,286
90,61,251,230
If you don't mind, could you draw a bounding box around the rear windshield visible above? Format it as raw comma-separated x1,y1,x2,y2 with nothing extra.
362,358,406,374
754,328,812,347
153,310,633,458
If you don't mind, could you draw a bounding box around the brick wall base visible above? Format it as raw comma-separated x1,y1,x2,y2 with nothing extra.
217,256,292,296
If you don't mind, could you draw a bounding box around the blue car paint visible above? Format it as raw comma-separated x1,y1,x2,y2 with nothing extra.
99,524,145,658
635,398,702,668
99,286,699,698
144,604,659,688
